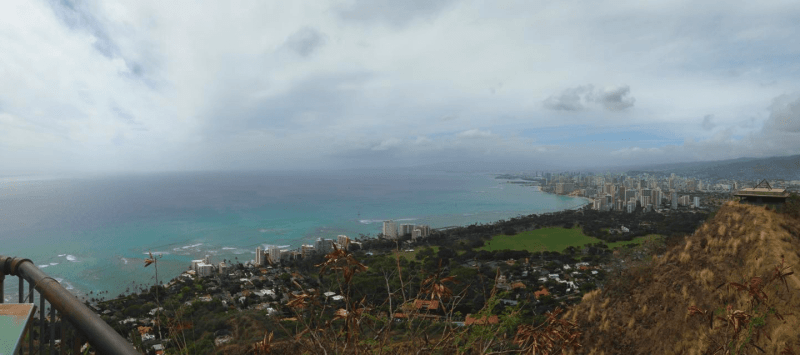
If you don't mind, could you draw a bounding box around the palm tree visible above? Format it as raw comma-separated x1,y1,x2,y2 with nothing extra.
145,251,163,339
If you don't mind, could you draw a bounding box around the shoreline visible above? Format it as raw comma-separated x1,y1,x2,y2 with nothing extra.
4,179,594,303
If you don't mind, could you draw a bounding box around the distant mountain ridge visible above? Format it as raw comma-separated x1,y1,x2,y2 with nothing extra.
624,154,800,181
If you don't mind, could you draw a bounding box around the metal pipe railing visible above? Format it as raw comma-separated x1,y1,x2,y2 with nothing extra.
1,255,140,355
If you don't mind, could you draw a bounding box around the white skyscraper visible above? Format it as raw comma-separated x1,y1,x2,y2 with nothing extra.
383,220,398,239
399,224,415,236
267,246,282,264
315,238,334,255
671,191,678,209
255,247,264,266
337,235,351,250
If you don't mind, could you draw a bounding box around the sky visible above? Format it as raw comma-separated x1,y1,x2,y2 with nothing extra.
1,0,800,174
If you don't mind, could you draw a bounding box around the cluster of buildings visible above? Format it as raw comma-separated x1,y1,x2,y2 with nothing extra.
188,222,433,274
537,172,726,213
253,235,364,267
381,220,431,240
189,255,227,277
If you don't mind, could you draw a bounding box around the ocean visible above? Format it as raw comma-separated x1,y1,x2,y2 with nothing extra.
1,169,588,302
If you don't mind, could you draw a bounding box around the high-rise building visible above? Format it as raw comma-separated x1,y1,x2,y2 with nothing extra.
255,247,265,266
383,220,398,239
399,224,415,236
268,246,282,264
694,196,700,208
627,200,636,213
301,244,316,258
650,189,658,207
671,191,678,209
197,263,213,277
337,235,351,250
640,195,651,208
315,238,334,255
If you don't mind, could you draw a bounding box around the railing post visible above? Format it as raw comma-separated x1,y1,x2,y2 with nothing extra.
73,330,81,355
60,317,65,355
50,306,55,355
19,277,24,303
40,293,45,355
29,281,34,353
1,272,5,303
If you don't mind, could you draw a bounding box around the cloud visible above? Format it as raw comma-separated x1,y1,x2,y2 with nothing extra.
336,0,456,27
283,27,326,57
440,113,458,121
543,85,635,112
2,1,800,173
457,129,493,139
372,138,402,151
701,114,716,130
763,94,800,133
589,85,635,111
414,136,432,144
542,85,593,111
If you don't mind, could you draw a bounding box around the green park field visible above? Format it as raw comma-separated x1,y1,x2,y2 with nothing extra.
481,227,661,253
394,246,439,260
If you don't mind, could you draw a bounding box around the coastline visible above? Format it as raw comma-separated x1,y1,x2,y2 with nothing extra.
4,173,593,303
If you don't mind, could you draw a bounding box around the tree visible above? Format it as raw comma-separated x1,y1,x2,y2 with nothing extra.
144,251,164,340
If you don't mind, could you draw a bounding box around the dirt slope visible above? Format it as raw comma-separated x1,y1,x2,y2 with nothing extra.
565,201,800,354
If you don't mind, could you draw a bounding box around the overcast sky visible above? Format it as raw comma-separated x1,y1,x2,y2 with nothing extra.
2,0,800,174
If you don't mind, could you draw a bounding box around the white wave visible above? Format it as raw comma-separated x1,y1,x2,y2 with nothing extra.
121,258,128,265
58,254,66,257
360,218,417,224
63,282,74,290
182,243,203,249
277,245,290,249
142,251,170,255
66,255,78,262
49,262,58,266
173,247,182,251
38,264,49,268
55,277,63,283
222,247,237,250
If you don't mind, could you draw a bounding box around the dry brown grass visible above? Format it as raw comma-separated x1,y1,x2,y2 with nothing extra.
564,202,800,354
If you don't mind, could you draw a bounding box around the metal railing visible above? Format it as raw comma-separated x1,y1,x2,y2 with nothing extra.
1,256,140,355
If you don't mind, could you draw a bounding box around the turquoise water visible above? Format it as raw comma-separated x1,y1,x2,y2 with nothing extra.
1,170,588,301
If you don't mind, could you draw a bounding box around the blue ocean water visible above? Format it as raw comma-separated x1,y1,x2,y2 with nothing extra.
1,170,588,302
